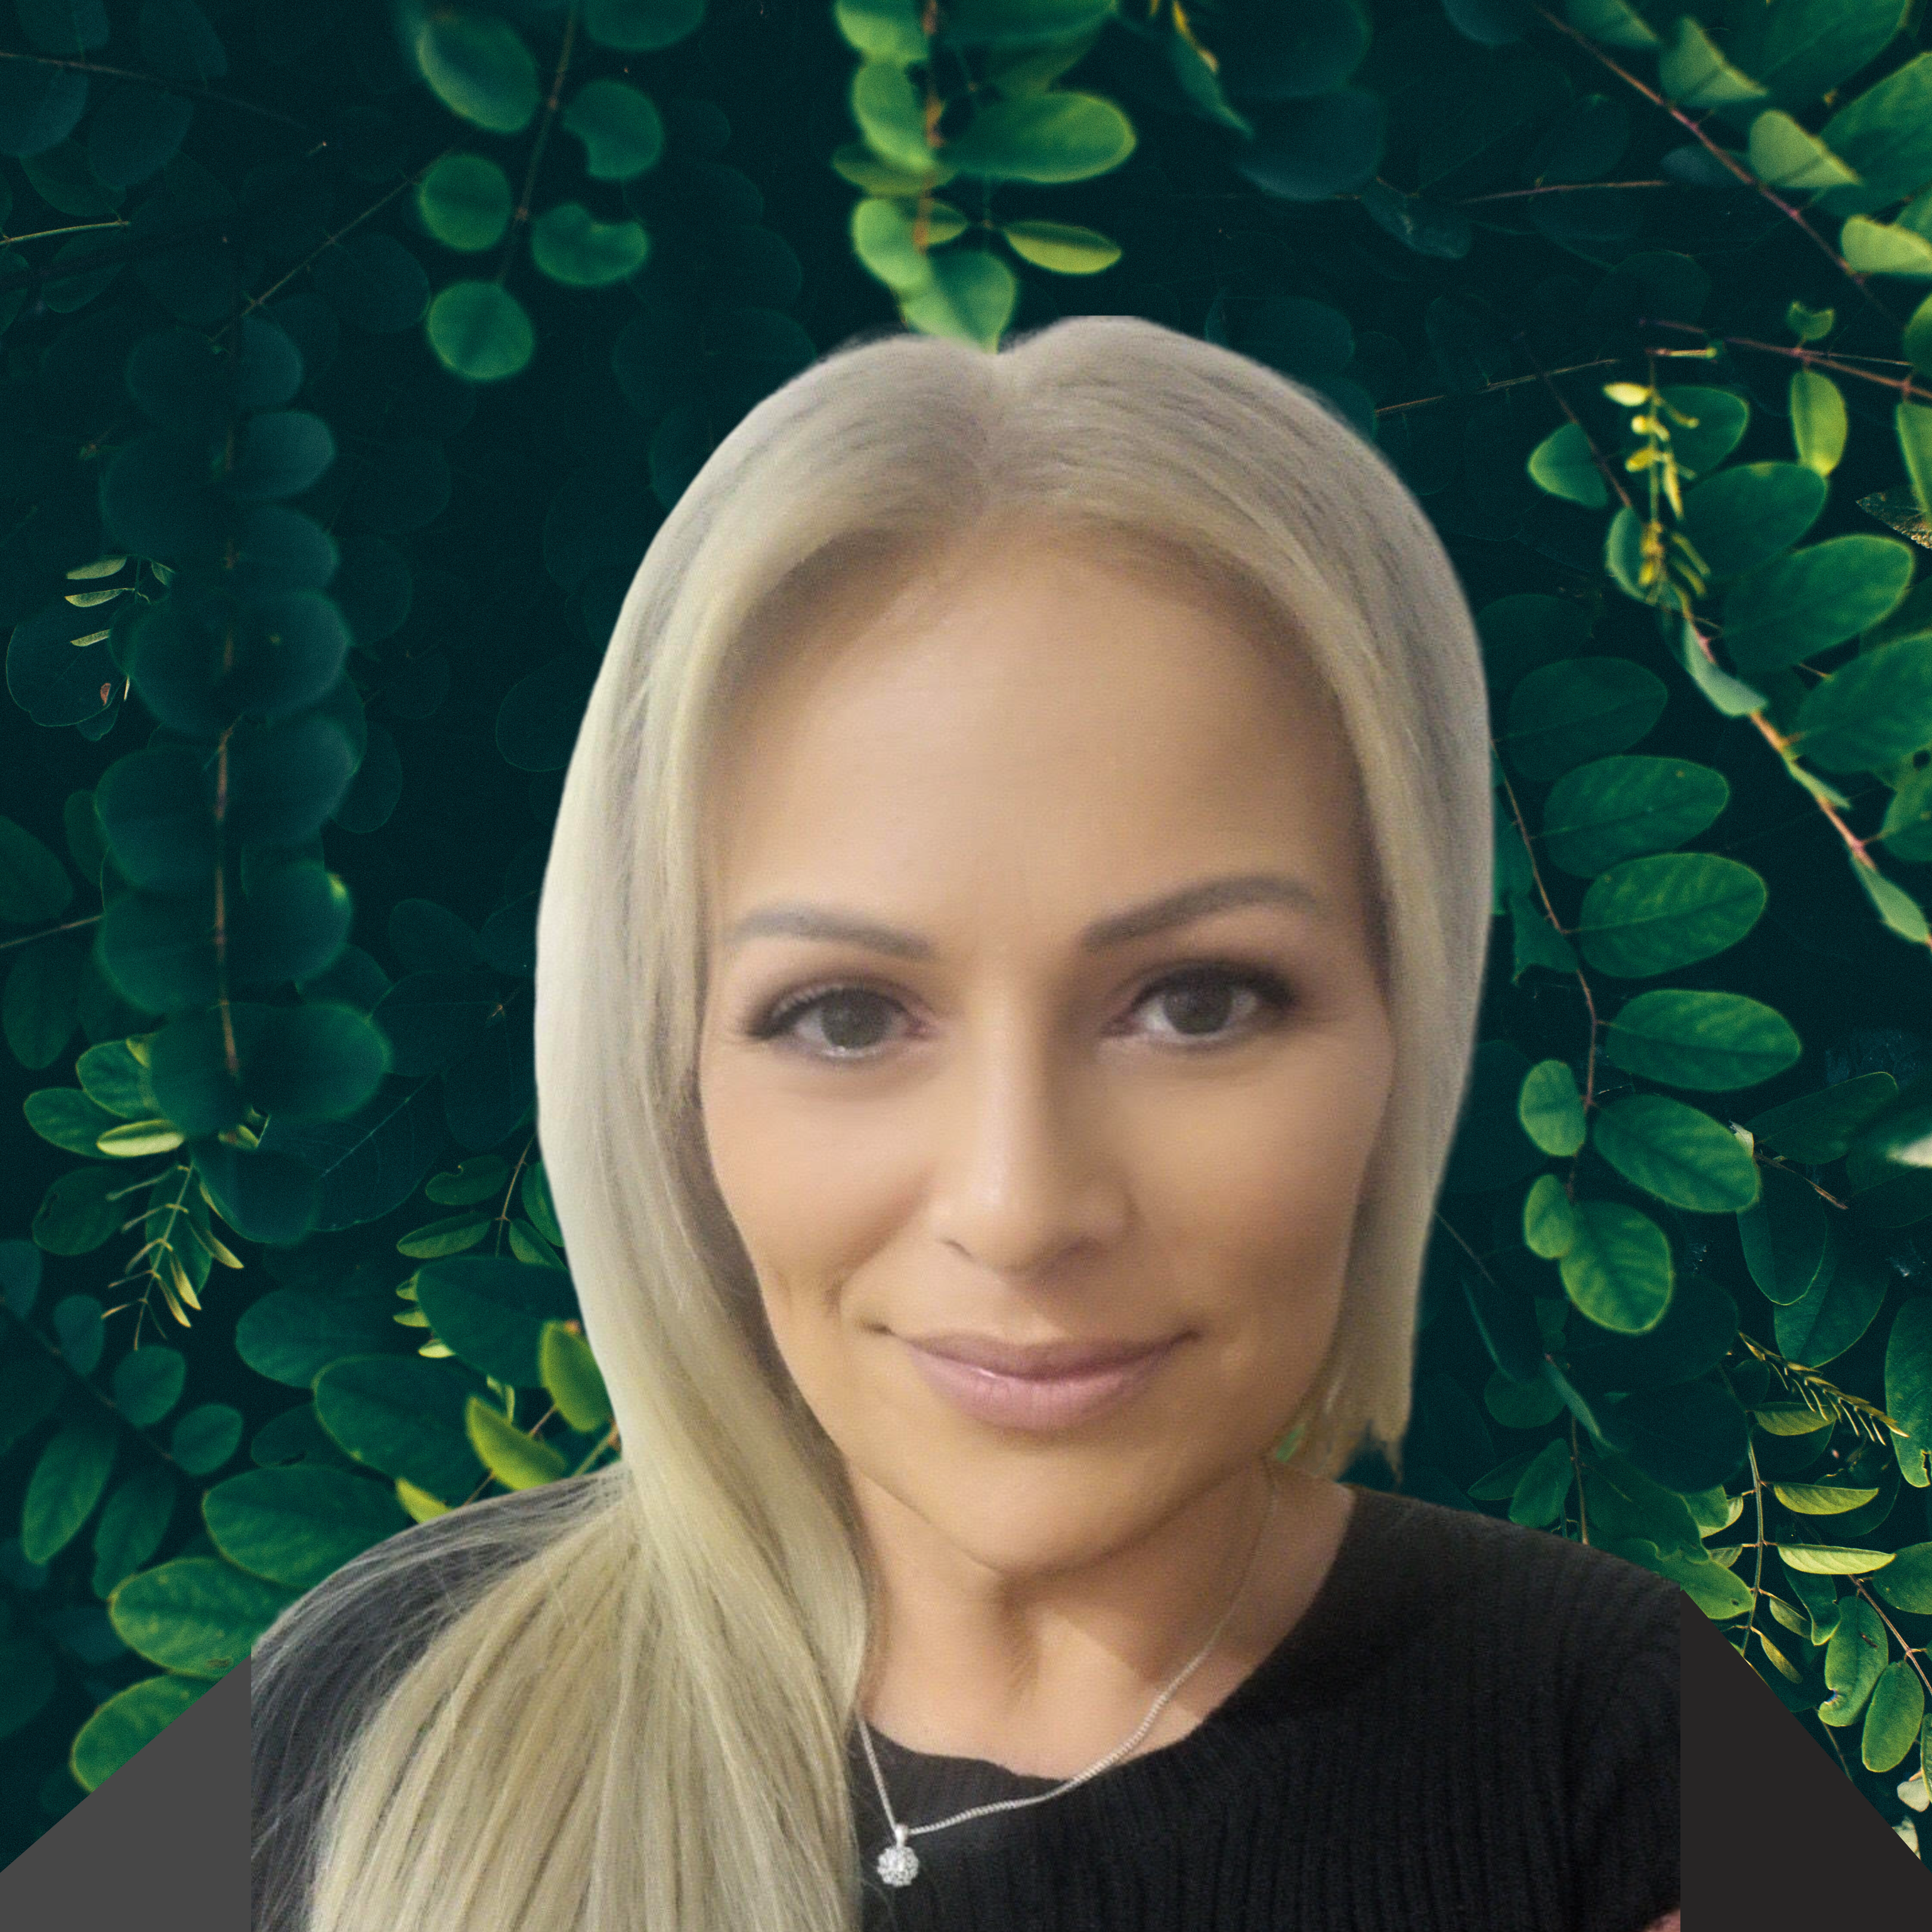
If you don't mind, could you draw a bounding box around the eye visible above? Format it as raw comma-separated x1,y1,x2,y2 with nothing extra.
1125,965,1293,1048
748,984,909,1060
745,962,1293,1064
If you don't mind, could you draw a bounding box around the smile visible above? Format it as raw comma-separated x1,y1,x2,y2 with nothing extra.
902,1335,1185,1431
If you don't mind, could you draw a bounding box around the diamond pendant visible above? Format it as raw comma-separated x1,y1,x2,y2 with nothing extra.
877,1826,919,1887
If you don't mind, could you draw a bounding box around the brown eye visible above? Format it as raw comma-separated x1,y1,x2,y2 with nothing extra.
757,986,905,1058
1132,966,1291,1046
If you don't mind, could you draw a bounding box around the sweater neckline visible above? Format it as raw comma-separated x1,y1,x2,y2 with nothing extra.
853,1481,1417,1805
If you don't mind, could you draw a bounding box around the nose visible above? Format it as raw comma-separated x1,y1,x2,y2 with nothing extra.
924,1014,1130,1277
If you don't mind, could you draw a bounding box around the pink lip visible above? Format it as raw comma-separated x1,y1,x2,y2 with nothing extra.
903,1335,1184,1431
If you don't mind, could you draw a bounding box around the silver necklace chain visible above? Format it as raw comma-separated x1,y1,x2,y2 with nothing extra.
856,1471,1279,1890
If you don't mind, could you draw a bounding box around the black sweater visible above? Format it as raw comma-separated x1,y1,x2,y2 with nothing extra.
252,1479,1680,1932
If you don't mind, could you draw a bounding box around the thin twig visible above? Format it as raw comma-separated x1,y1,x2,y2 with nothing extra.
0,45,308,129
1531,5,1897,327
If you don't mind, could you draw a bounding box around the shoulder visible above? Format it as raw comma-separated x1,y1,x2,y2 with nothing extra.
1338,1484,1682,1710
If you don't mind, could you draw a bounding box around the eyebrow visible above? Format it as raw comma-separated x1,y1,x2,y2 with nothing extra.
721,872,1326,959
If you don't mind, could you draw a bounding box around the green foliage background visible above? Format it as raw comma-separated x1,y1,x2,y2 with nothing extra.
5,0,1932,1873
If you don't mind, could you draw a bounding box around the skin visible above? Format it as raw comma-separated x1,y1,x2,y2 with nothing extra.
695,523,1398,1779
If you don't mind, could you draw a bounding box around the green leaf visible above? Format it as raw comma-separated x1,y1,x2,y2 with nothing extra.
0,816,73,922
1908,293,1932,383
1822,1594,1887,1724
829,138,956,194
1788,1544,1896,1574
1775,1244,1888,1368
539,1320,611,1432
1843,216,1932,278
1775,1481,1882,1515
835,0,925,62
70,1674,206,1792
416,154,512,251
1679,462,1829,579
1591,1092,1760,1213
1724,535,1915,674
1900,402,1932,529
22,1417,116,1563
234,1286,399,1388
940,91,1136,184
1507,888,1578,982
1501,656,1668,780
202,1465,409,1591
561,79,664,182
937,0,1113,44
1674,611,1766,719
1635,1539,1755,1618
1602,1377,1750,1493
583,0,704,52
1730,0,1904,111
312,1354,486,1502
1575,852,1767,977
1864,1660,1924,1771
1658,16,1767,109
1747,1072,1896,1163
1755,1401,1834,1435
1601,989,1800,1092
425,280,534,383
1563,0,1658,50
1737,1162,1830,1305
413,10,539,135
899,249,1018,352
1649,386,1751,478
1523,1172,1578,1259
1789,369,1847,476
1519,1058,1586,1156
1818,52,1932,216
1541,756,1729,880
1507,1436,1574,1527
1795,634,1932,772
108,1556,294,1676
91,1466,175,1599
1788,299,1836,342
1874,1542,1932,1614
1558,1197,1674,1333
1747,110,1857,191
465,1395,568,1490
1887,1296,1932,1454
531,205,651,287
112,1345,186,1426
1566,1272,1738,1392
998,219,1120,274
171,1401,242,1476
413,1255,577,1386
850,60,932,175
1525,422,1605,508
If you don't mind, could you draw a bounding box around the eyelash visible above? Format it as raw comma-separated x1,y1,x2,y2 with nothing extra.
740,961,1296,1063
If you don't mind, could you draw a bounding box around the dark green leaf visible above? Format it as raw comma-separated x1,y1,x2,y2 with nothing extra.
108,1556,293,1676
1600,989,1800,1091
1501,656,1668,779
1541,755,1729,879
202,1464,408,1590
1575,852,1767,977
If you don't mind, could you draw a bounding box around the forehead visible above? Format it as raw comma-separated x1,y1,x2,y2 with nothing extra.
700,528,1367,905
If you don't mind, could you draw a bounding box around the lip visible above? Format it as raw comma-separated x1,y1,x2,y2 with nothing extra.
903,1333,1185,1432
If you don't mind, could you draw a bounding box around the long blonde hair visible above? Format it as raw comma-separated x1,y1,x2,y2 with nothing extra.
253,314,1494,1932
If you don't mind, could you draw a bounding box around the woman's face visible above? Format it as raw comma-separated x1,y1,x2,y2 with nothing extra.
695,528,1396,1584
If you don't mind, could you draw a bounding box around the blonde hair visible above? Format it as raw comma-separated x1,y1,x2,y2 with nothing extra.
253,314,1494,1932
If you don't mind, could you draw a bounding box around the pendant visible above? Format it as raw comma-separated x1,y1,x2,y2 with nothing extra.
877,1825,919,1887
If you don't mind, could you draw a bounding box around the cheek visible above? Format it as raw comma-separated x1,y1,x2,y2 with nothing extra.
698,1060,914,1311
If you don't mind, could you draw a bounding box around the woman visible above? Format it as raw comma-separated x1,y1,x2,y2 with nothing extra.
252,314,1680,1932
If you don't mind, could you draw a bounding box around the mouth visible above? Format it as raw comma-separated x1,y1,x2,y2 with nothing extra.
900,1332,1187,1432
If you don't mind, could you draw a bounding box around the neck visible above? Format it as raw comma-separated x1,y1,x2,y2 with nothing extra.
855,1459,1300,1779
